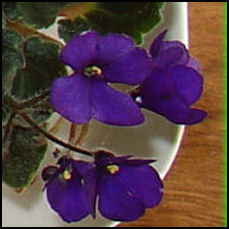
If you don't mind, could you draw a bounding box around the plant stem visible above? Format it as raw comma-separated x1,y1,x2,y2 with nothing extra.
20,90,50,108
3,90,50,110
74,123,89,146
127,86,141,96
18,111,93,157
48,116,64,134
65,123,78,158
5,19,64,48
69,123,77,144
58,2,94,20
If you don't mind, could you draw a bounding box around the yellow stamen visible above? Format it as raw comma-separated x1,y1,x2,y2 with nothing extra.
91,66,102,75
63,170,71,180
106,164,120,174
84,65,102,77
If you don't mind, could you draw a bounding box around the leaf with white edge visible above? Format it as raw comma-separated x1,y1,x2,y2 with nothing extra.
2,29,25,95
2,126,47,190
10,36,67,101
2,105,10,125
2,2,23,22
3,2,74,29
58,17,91,42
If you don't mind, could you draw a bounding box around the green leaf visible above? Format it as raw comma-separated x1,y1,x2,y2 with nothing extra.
2,126,47,189
2,29,25,95
2,9,6,29
2,105,10,125
3,2,74,29
58,2,165,44
2,2,23,22
28,100,53,125
10,36,67,101
58,17,91,42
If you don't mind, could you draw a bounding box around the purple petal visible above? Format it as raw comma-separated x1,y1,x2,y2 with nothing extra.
82,167,97,218
50,74,91,124
150,30,168,57
95,33,135,65
140,68,175,100
103,48,152,85
142,95,206,125
170,65,203,105
66,160,97,218
46,170,89,222
90,80,144,126
72,160,94,177
153,41,189,68
116,164,163,208
60,31,99,70
98,175,145,221
183,108,207,125
150,31,189,67
186,57,201,73
41,166,58,183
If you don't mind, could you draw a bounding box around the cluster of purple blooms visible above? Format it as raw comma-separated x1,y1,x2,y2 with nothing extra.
43,30,207,222
43,151,163,222
51,30,206,126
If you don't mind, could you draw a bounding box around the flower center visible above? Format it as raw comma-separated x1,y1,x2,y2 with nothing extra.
62,169,72,180
106,164,120,174
83,65,102,78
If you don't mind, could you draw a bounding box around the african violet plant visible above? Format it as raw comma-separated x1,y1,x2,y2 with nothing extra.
2,2,207,224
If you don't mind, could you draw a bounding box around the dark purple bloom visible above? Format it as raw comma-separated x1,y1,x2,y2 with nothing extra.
149,30,201,72
43,152,163,222
91,151,164,221
42,157,93,223
134,30,207,125
51,31,152,126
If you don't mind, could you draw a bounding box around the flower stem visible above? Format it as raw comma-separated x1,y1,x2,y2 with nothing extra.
3,90,50,110
48,116,64,134
65,123,88,158
18,111,93,157
65,123,78,158
69,123,78,144
127,86,141,96
58,2,95,20
74,123,89,146
20,90,50,109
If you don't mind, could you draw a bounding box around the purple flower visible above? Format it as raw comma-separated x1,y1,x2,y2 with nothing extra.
85,151,163,221
150,30,201,71
133,30,207,125
42,157,93,223
43,152,163,222
51,31,152,126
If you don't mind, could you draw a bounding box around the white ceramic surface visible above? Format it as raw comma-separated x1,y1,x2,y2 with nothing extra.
2,2,188,227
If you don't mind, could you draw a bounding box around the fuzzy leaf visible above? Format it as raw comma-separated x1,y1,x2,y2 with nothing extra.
58,2,165,44
2,29,25,95
10,36,67,101
3,2,73,29
2,2,23,22
29,100,53,125
2,10,6,29
2,105,10,125
58,17,91,42
2,126,47,190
